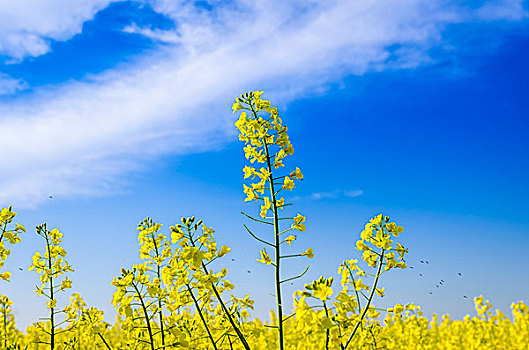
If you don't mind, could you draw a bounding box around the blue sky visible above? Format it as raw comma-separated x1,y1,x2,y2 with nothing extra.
0,0,528,329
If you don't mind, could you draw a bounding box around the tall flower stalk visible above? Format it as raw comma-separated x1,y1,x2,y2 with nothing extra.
137,217,172,347
339,214,407,349
29,224,74,349
234,91,311,350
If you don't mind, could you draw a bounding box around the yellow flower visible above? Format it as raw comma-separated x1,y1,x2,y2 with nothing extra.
315,284,332,302
395,243,408,259
243,165,255,179
170,225,184,243
353,278,368,291
301,248,314,259
243,145,256,160
356,240,369,251
370,214,384,227
282,176,295,190
0,271,10,281
257,167,271,181
260,197,272,218
223,280,235,290
243,184,259,202
305,276,333,301
232,101,242,113
182,247,206,269
218,245,231,258
61,277,73,290
47,299,57,309
394,303,404,313
290,167,303,180
284,235,296,245
34,285,44,295
257,250,272,265
396,261,407,269
292,213,306,232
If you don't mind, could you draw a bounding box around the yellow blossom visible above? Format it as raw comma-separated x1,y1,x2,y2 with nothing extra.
290,167,303,180
301,248,314,259
283,176,295,190
292,213,306,232
47,299,57,309
284,235,296,245
257,250,272,265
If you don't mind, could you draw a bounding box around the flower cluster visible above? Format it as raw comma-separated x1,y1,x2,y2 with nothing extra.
235,91,306,235
0,295,24,346
29,225,74,298
111,216,253,349
28,223,76,348
288,215,409,349
0,207,25,281
355,214,407,270
164,217,252,349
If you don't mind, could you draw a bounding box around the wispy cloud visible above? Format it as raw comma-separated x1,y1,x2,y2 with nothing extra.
476,0,528,21
122,24,180,44
311,191,341,200
0,73,28,95
0,0,115,61
344,190,364,198
0,0,526,208
293,189,364,201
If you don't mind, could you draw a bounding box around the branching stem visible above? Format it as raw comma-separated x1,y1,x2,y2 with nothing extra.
343,249,385,350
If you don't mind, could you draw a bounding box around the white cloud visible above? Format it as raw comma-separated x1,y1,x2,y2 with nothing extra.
311,191,341,200
0,0,526,207
476,0,528,21
0,73,28,95
0,0,115,61
294,189,364,201
345,190,364,198
122,23,180,43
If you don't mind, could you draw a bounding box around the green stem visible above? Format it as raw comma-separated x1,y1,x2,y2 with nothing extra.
228,334,234,350
131,281,155,350
264,138,284,350
240,212,274,226
279,265,309,284
77,309,81,350
343,249,385,350
347,267,364,316
97,333,113,350
243,224,274,247
0,221,8,245
368,326,378,349
44,231,55,350
150,232,165,347
3,302,7,348
186,284,218,350
346,264,364,333
188,229,251,350
323,301,330,350
249,100,284,350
